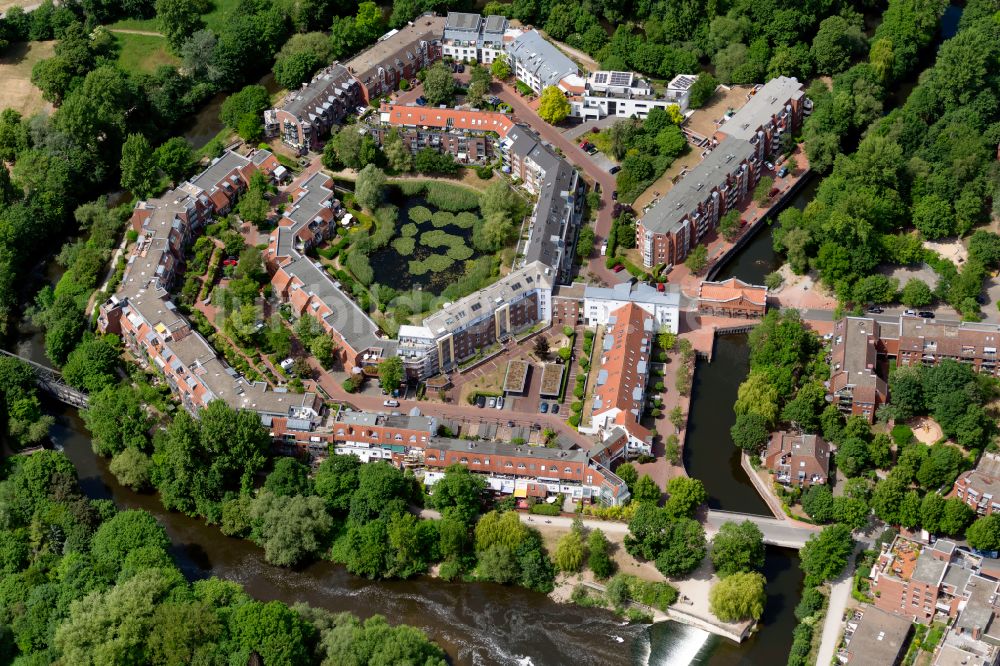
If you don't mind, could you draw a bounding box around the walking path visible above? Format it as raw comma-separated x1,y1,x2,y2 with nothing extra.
108,28,163,36
816,567,854,666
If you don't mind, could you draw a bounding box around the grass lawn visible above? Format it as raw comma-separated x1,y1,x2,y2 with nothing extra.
0,41,56,116
106,17,161,31
115,33,179,74
201,0,242,33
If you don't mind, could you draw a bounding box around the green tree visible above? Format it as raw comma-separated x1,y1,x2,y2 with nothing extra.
656,518,706,577
378,355,404,393
538,86,571,124
156,0,206,53
800,524,854,586
939,498,974,537
664,476,707,518
811,15,866,74
615,462,638,493
901,278,933,308
802,484,835,522
430,464,486,524
120,133,157,198
272,32,332,89
91,510,170,574
110,447,153,491
553,525,586,572
966,515,1000,552
632,474,661,504
687,73,718,108
423,62,456,106
731,412,770,452
83,385,151,457
355,164,386,211
154,137,194,185
265,457,313,497
490,55,512,79
310,335,334,369
684,244,708,274
249,491,334,567
62,335,120,393
587,528,615,579
921,492,947,534
314,454,361,515
220,85,270,131
227,600,313,666
382,128,413,172
711,520,765,577
709,572,766,621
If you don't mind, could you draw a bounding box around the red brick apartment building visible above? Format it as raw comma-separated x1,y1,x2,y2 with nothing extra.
830,315,1000,422
98,150,325,423
344,14,445,103
953,452,1000,516
636,76,809,268
372,103,516,164
580,302,654,457
263,168,397,371
762,432,830,487
697,278,767,318
423,437,631,505
870,537,987,624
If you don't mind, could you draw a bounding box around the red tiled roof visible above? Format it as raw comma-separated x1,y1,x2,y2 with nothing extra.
380,103,515,138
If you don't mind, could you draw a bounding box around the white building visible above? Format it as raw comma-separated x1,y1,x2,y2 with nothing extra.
441,12,518,64
583,281,680,333
570,71,696,121
505,29,585,95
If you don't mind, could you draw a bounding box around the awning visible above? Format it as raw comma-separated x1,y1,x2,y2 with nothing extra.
513,487,528,498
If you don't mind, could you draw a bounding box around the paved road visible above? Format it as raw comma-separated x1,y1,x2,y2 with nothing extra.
816,564,854,666
494,82,627,287
705,511,820,549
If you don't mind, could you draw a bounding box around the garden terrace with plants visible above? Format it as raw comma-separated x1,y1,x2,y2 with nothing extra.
319,174,530,337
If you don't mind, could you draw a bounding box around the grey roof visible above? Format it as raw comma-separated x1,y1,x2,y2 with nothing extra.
281,63,356,120
525,156,577,268
284,172,335,234
912,549,949,585
445,11,481,31
338,409,436,432
430,436,589,463
484,15,506,33
584,280,681,307
721,76,803,141
846,608,912,665
189,151,251,192
954,575,1000,637
422,260,554,337
281,255,395,356
506,30,577,89
640,136,754,236
346,15,445,85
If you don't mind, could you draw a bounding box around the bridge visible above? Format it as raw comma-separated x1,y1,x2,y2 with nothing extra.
0,350,89,409
706,509,820,549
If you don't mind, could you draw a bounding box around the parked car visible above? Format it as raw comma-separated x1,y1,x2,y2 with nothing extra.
768,187,780,198
904,309,917,316
551,404,559,414
657,282,666,292
587,146,598,155
918,311,935,319
280,358,295,372
496,396,504,410
764,161,775,170
777,166,789,178
867,305,884,314
540,403,549,414
476,395,486,408
579,140,589,148
383,399,399,407
609,165,621,174
487,397,497,408
590,127,600,134
613,264,625,273
600,242,608,256
222,258,238,266
415,96,427,106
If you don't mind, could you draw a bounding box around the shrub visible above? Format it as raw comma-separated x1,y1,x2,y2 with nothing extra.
568,414,581,427
409,206,432,224
431,210,456,228
425,182,480,211
392,237,416,255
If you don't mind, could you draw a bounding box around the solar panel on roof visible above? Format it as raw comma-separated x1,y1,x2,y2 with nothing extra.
593,72,608,84
609,72,631,86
